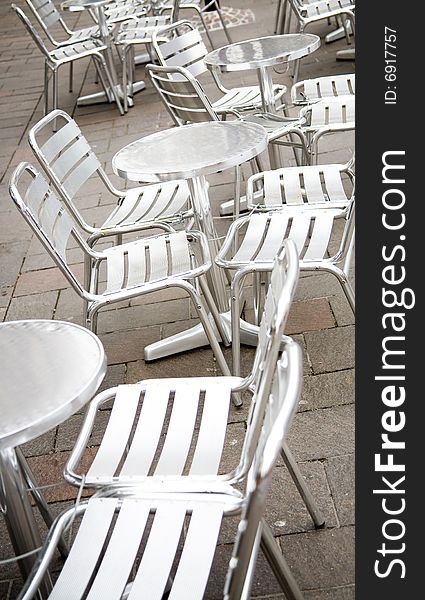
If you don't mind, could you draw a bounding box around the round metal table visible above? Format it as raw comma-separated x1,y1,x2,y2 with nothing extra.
112,120,268,361
0,319,106,588
61,0,145,112
204,34,320,171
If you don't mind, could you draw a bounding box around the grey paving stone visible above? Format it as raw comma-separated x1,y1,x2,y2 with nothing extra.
0,241,29,286
299,369,355,412
304,326,355,374
287,405,355,462
329,295,355,327
20,429,56,458
325,455,355,526
100,325,162,365
280,526,355,590
126,347,218,382
6,290,58,321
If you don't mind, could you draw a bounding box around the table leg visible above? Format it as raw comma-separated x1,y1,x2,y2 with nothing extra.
0,447,52,598
257,66,281,169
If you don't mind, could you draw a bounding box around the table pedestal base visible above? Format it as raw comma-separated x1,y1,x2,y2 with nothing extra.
144,311,259,362
77,80,146,108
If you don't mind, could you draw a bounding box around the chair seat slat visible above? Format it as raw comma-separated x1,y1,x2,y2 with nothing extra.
87,384,141,479
168,503,224,600
302,168,326,203
147,234,169,281
263,170,282,206
281,168,305,205
154,383,201,475
49,499,118,600
86,500,151,600
168,230,191,276
233,213,270,262
127,504,187,600
322,166,350,203
190,380,233,475
285,213,311,255
303,212,335,260
256,214,288,261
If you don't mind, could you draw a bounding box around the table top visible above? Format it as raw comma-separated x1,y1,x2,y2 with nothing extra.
61,0,109,12
0,320,106,450
112,121,268,183
204,34,321,72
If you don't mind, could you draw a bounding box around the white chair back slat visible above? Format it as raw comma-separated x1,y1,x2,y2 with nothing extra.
255,215,288,262
48,499,118,600
127,504,188,600
147,234,169,281
120,384,171,477
126,240,147,288
62,154,101,199
167,503,224,600
189,379,233,475
154,383,200,475
39,190,61,238
25,172,49,213
286,213,311,255
41,120,82,163
85,500,151,600
263,170,282,206
303,212,335,259
233,213,269,262
302,168,326,204
30,0,61,25
145,181,185,220
160,28,207,60
104,246,126,293
168,230,191,275
86,385,141,479
167,50,208,79
322,166,349,203
52,137,95,182
281,169,305,205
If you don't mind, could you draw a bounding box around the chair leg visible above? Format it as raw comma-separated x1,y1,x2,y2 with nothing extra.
122,45,129,114
280,442,325,528
198,10,216,49
16,449,69,559
260,519,305,600
216,6,232,44
44,62,49,116
69,62,73,93
230,268,248,379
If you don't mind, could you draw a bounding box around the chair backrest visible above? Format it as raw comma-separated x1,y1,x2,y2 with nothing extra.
11,4,51,58
28,109,115,233
236,240,300,477
146,63,219,125
225,337,302,599
300,94,355,127
152,20,209,79
9,162,93,299
246,163,355,210
24,0,66,45
291,73,355,104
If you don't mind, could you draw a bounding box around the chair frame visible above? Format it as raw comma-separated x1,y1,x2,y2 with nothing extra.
9,162,231,377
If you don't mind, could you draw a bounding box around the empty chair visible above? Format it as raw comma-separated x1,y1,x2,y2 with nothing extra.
216,198,355,377
12,4,123,115
291,72,355,105
28,109,193,246
64,239,325,531
9,162,230,376
151,20,287,116
15,335,304,600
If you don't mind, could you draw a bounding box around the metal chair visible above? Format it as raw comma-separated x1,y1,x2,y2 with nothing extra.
9,162,231,377
153,0,233,49
151,20,287,116
16,335,304,600
63,239,325,533
28,109,193,246
216,197,355,377
291,72,355,105
12,4,123,116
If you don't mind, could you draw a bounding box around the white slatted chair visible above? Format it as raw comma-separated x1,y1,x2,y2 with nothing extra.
64,240,324,531
151,20,287,116
28,109,193,246
12,5,124,116
216,200,355,377
16,337,304,600
9,162,230,377
291,72,355,105
298,95,355,164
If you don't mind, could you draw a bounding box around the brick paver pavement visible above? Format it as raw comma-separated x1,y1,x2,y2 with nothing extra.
0,1,355,598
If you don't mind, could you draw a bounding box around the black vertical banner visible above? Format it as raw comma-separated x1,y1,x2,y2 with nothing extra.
356,2,422,598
